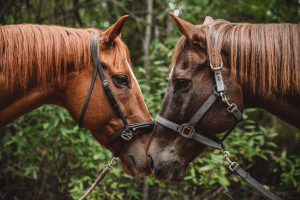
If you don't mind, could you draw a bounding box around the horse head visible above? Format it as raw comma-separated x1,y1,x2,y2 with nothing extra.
0,16,153,177
65,16,153,177
147,14,243,182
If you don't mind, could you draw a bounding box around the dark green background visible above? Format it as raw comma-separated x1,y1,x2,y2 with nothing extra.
0,0,299,199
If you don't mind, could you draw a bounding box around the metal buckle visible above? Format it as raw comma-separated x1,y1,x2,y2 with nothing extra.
121,130,132,140
180,124,195,138
229,162,238,172
210,54,223,71
220,92,237,113
214,85,227,94
221,149,239,172
227,103,237,113
107,157,119,170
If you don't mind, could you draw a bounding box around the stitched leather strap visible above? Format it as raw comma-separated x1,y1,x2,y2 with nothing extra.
233,165,282,200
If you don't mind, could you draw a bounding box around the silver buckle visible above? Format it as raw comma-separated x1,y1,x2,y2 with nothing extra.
221,149,239,172
121,130,132,140
229,162,238,171
210,54,223,71
214,85,227,93
227,103,237,113
220,92,237,113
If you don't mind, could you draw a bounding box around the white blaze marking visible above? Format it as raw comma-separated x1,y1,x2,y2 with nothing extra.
169,63,176,80
126,61,151,116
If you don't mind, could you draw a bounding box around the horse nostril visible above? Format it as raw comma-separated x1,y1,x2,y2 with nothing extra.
170,148,175,153
147,154,154,170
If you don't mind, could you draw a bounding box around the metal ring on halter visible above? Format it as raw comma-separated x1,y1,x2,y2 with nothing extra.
121,130,132,140
210,54,223,71
213,85,227,94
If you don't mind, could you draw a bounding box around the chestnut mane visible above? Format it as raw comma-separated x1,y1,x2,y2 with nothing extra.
171,20,300,95
0,24,129,91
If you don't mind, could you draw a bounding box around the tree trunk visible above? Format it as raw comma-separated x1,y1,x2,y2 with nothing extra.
143,1,153,199
143,0,153,89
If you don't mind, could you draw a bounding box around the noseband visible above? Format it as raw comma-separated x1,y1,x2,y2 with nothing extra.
155,30,281,199
78,34,154,199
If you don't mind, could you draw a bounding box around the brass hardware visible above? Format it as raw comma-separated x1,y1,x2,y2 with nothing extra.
180,124,195,138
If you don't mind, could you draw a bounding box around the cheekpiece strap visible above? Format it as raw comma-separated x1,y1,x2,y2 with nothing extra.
214,70,226,92
187,90,220,127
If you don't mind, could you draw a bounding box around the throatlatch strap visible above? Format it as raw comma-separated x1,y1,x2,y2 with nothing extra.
189,132,223,150
78,59,98,128
230,106,243,122
233,165,282,200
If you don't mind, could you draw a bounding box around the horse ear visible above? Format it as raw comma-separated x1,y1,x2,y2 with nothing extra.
203,16,214,25
103,15,129,42
169,12,206,48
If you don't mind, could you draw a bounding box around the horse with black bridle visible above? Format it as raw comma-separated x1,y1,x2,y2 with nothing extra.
0,16,154,198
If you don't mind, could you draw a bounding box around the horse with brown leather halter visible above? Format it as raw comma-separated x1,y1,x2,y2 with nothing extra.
0,15,154,197
147,13,300,199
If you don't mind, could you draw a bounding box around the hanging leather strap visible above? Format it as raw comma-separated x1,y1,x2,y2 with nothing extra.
233,165,282,200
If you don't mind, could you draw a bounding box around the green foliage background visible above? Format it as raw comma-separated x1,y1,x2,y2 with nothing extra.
1,0,300,199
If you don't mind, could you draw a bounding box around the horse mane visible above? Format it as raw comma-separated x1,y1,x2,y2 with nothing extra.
0,24,129,92
171,20,300,96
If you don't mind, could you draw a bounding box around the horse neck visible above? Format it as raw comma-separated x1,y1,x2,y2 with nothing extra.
219,22,300,129
0,70,70,127
242,88,300,129
0,26,90,127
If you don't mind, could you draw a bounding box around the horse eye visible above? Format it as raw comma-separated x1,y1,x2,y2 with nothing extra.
177,80,190,89
116,75,129,86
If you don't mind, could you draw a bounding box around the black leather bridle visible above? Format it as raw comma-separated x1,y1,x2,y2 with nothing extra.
78,34,154,158
78,34,155,200
155,29,281,200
